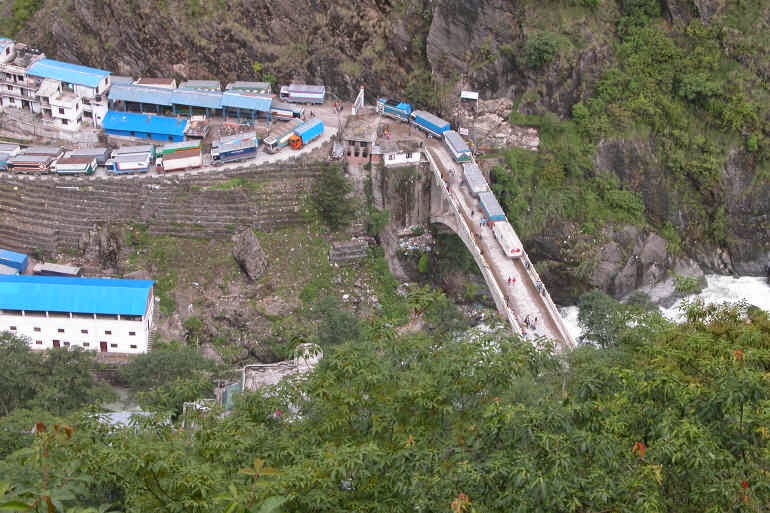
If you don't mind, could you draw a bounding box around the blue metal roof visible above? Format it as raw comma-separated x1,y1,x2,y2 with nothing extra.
26,58,109,88
221,92,272,112
171,89,222,109
102,111,187,137
0,275,154,316
0,248,28,271
109,84,173,106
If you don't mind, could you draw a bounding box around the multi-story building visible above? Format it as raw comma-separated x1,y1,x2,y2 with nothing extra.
0,38,44,112
26,58,111,130
0,275,155,354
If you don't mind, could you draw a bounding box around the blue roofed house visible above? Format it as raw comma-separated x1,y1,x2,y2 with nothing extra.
102,111,187,142
0,275,155,353
26,58,111,130
0,248,29,274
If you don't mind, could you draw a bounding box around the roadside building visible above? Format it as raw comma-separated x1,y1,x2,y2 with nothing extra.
0,275,155,353
378,139,423,167
226,81,271,95
102,111,187,142
221,91,272,122
178,80,221,92
26,58,111,129
0,38,44,112
171,88,223,117
0,248,29,273
108,84,174,114
343,115,377,160
133,77,177,89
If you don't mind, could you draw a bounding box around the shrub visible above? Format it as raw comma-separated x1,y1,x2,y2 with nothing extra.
524,31,561,69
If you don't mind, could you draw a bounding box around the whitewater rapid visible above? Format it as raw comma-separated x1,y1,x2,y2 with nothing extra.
559,274,770,341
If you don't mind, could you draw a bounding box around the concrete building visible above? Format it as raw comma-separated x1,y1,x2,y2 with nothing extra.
26,58,111,129
0,275,155,354
0,39,44,112
378,139,423,167
102,111,187,142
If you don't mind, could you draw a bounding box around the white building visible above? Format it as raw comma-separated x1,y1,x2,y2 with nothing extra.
0,275,154,354
378,139,423,167
26,58,111,130
0,38,44,112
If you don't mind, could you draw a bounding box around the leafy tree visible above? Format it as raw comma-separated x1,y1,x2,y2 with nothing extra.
523,31,561,69
0,334,40,416
310,164,356,230
137,376,214,419
119,341,215,390
312,296,361,347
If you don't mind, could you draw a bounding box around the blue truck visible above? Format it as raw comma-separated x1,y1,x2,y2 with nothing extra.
443,130,472,163
376,98,412,122
478,191,507,223
289,118,324,149
211,132,259,164
409,110,451,138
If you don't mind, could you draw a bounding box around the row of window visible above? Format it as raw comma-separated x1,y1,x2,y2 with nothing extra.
8,326,136,336
33,340,138,350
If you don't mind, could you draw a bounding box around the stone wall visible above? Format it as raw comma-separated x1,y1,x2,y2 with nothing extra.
0,163,321,255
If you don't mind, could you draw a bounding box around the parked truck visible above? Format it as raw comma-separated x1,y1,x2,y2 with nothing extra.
211,132,258,164
288,118,324,150
279,84,325,104
409,110,451,138
443,130,472,163
263,119,303,154
158,148,203,172
54,156,97,175
376,98,412,122
270,101,304,121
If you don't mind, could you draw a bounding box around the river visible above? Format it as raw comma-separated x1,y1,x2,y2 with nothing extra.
559,274,770,342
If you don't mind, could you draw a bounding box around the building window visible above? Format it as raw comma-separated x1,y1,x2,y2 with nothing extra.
57,328,64,333
81,329,88,334
388,154,395,160
105,330,112,335
34,327,41,332
82,342,90,348
6,85,11,91
63,341,70,347
9,326,16,331
129,331,136,336
130,344,137,349
110,343,118,349
35,340,43,345
58,107,64,115
62,119,68,125
405,152,412,159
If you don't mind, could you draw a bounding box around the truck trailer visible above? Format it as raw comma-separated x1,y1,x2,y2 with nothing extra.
491,221,524,259
478,191,506,223
67,147,111,166
409,110,451,138
288,118,324,149
54,156,97,175
263,119,303,154
158,148,203,172
157,140,201,157
462,162,489,197
270,101,304,121
6,155,54,174
376,98,412,122
211,132,258,164
443,130,472,163
279,84,326,104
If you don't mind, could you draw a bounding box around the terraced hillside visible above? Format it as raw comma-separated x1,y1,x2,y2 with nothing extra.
0,164,321,256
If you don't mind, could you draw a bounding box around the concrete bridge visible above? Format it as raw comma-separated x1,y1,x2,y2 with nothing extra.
425,140,575,349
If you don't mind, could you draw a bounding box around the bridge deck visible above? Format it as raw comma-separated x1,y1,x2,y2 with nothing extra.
427,141,573,348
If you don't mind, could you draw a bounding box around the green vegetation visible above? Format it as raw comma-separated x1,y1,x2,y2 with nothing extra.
0,301,768,512
309,164,356,230
0,0,43,36
208,177,264,191
523,30,563,69
673,273,702,295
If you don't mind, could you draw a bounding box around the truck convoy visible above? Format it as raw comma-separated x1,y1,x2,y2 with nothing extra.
443,130,472,163
263,119,303,154
279,84,326,104
376,98,412,122
270,101,304,121
288,118,324,150
211,132,259,164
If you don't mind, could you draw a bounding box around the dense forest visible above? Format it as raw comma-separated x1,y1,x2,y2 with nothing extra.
0,293,769,513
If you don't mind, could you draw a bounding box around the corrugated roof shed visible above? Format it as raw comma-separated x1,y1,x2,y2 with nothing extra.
134,77,176,88
26,58,109,88
226,81,271,93
110,75,134,85
102,111,187,137
179,80,221,91
171,89,223,109
0,275,154,316
109,84,173,106
221,92,272,112
0,248,28,272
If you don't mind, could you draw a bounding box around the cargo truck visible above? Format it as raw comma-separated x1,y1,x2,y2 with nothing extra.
376,98,412,122
6,155,54,173
211,132,258,164
157,140,201,157
443,130,472,163
54,156,97,175
279,84,326,104
67,147,110,166
462,162,489,197
288,118,324,150
158,148,203,172
409,110,451,138
270,101,304,121
491,221,524,259
263,119,302,154
478,191,506,223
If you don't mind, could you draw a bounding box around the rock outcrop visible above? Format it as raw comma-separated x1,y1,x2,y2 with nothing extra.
232,229,268,281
